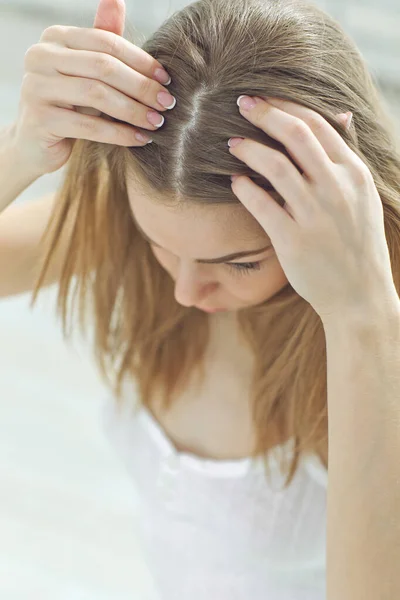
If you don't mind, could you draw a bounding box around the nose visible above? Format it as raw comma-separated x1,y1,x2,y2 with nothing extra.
173,261,219,308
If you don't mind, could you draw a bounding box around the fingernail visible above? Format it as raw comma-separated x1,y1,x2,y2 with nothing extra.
147,110,165,128
157,91,177,110
228,137,244,148
338,111,353,129
237,95,257,111
346,111,353,128
154,68,172,85
135,132,153,144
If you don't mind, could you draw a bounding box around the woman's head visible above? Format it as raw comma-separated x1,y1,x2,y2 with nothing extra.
35,0,400,488
121,0,399,312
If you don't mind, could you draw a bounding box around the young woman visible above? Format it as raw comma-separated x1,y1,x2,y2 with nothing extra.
2,0,400,597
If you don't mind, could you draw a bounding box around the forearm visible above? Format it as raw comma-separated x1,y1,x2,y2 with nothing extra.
323,302,400,600
0,123,41,214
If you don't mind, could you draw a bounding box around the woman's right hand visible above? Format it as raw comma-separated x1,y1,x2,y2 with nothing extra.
12,0,175,176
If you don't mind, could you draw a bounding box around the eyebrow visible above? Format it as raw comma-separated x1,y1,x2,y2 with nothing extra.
134,219,272,264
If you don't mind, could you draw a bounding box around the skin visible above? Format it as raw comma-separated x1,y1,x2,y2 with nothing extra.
127,184,289,312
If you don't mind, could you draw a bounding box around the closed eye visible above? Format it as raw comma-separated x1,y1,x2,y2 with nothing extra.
226,261,263,275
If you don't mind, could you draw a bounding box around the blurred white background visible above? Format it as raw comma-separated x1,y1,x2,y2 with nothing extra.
0,0,399,598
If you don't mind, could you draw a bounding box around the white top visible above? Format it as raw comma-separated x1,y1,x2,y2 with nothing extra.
101,378,328,600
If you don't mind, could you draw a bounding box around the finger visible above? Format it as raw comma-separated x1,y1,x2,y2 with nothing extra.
264,97,355,165
35,33,173,116
237,97,336,183
229,139,311,221
94,0,126,37
52,45,172,116
40,26,170,89
36,72,164,132
231,175,297,246
46,105,151,146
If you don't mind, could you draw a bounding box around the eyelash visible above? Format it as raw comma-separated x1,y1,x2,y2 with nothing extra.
226,261,262,276
151,242,266,276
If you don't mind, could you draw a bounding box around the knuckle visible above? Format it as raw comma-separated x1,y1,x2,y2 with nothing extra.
252,189,269,214
351,159,373,187
257,105,271,122
40,24,66,42
85,79,106,102
307,113,325,135
269,153,289,177
21,72,39,98
115,124,130,142
23,44,40,69
286,119,310,143
138,75,153,97
97,30,120,56
129,102,139,121
24,43,49,70
78,115,97,134
94,53,116,79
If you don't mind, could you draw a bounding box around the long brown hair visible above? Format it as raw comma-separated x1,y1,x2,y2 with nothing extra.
32,0,400,488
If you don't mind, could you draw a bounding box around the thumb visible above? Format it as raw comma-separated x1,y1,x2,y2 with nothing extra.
77,0,126,120
94,0,126,37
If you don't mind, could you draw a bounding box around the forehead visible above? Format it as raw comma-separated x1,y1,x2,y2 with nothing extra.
127,185,270,244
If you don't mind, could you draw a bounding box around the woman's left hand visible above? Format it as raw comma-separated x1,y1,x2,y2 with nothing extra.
228,96,398,323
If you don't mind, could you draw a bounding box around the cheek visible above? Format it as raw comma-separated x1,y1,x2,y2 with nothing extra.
151,246,174,271
259,259,289,297
231,259,289,301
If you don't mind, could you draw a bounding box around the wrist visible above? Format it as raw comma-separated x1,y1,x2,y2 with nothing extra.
322,294,400,341
6,122,44,180
0,123,43,212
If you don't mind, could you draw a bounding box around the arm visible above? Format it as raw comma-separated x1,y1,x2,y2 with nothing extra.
0,123,74,298
0,123,42,213
0,192,63,298
323,301,400,600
